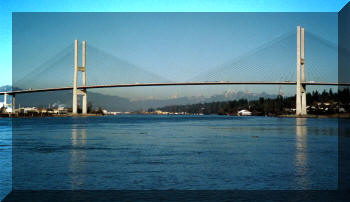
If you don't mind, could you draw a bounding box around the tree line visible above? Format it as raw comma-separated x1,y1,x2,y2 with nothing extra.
155,88,350,116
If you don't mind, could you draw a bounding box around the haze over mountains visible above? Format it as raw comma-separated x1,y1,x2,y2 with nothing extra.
1,85,276,111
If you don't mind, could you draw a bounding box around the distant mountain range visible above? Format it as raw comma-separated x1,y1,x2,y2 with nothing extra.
0,85,277,111
0,85,12,102
0,85,12,92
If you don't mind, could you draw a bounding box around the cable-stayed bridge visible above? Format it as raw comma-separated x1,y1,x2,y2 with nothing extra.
1,26,349,116
4,81,348,94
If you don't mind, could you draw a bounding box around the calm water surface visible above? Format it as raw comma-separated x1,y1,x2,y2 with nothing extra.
0,118,11,200
0,115,339,198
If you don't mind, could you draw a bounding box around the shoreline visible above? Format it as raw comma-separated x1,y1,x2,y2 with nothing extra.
1,113,350,118
0,113,104,118
278,113,350,118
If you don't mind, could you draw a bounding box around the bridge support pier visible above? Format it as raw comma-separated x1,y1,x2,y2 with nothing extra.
4,93,7,107
3,93,15,113
73,40,87,115
296,26,307,116
12,94,15,113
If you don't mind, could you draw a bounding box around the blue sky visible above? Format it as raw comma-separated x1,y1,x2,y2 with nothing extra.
1,0,349,87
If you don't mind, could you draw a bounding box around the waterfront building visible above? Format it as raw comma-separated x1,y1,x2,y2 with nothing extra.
237,109,252,116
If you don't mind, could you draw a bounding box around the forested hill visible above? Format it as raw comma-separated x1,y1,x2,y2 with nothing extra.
155,88,350,116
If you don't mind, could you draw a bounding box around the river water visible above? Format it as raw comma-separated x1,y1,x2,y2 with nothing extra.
0,115,339,198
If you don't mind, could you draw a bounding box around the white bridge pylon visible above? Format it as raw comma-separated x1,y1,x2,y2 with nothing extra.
3,93,14,113
73,26,307,115
72,40,87,115
296,26,307,116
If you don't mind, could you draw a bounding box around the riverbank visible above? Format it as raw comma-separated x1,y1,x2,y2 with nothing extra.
278,113,350,118
0,113,104,118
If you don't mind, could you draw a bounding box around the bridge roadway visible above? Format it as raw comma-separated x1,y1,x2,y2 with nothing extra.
1,81,350,95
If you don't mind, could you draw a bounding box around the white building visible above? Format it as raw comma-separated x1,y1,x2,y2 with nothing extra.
53,107,68,114
23,107,39,113
237,109,252,116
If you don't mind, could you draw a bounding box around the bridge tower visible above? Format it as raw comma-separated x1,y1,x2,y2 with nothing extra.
3,93,15,113
296,26,307,116
4,93,7,108
72,40,87,115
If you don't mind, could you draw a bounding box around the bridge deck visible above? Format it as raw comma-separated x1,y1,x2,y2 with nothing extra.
1,81,350,95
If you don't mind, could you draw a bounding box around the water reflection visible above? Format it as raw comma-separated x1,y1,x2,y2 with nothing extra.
70,127,87,189
295,118,309,189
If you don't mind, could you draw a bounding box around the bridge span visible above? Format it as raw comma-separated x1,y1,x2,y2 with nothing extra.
1,81,349,95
